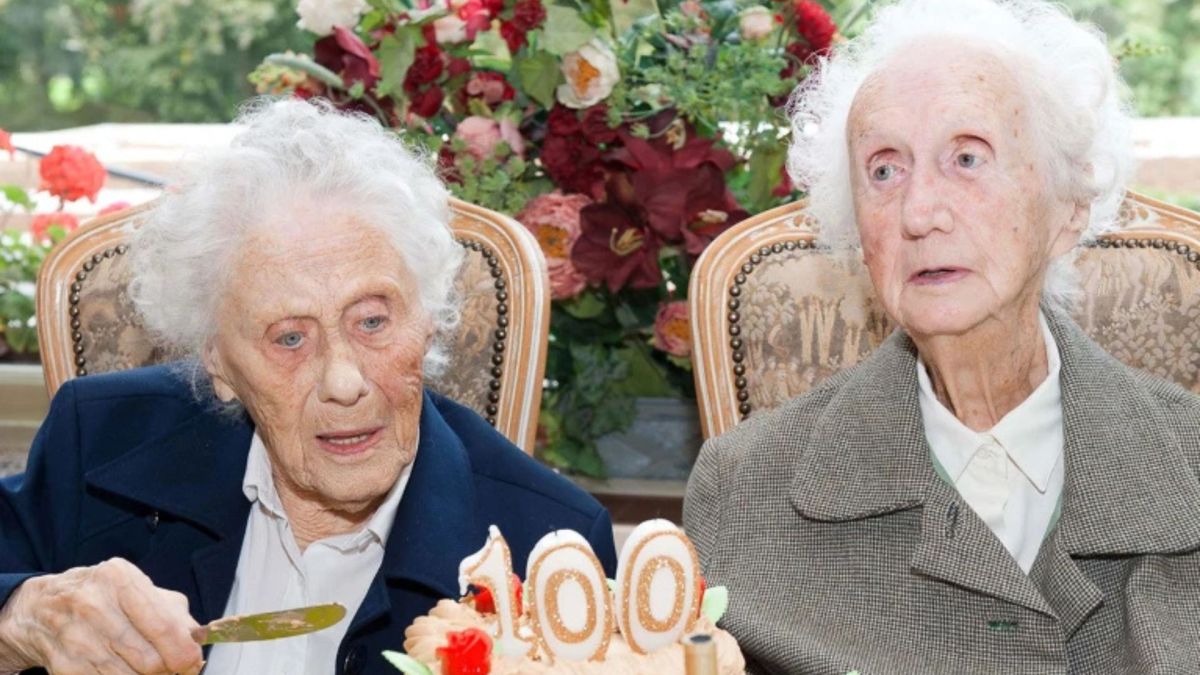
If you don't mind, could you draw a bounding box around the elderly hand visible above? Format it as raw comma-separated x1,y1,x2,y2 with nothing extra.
0,558,204,675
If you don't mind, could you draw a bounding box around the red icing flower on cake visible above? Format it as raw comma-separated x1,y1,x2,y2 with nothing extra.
436,627,492,675
467,573,523,615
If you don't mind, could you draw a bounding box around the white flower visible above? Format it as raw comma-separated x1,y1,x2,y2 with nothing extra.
738,6,774,42
296,0,369,36
555,39,620,110
433,14,468,44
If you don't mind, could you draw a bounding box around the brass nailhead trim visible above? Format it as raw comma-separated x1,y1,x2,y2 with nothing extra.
727,238,816,419
457,236,508,428
70,246,129,376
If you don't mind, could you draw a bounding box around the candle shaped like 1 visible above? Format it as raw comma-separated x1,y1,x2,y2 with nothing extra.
458,525,533,658
615,519,703,654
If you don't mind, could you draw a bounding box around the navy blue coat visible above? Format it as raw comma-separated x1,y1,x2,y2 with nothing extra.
0,365,616,675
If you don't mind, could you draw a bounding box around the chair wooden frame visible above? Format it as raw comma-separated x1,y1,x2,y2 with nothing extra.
689,191,1200,440
37,196,550,453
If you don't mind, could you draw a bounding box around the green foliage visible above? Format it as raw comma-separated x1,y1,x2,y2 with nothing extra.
0,0,309,130
0,229,60,357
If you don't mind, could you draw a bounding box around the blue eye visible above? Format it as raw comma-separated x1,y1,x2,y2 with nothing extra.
360,315,387,331
957,153,981,169
871,164,896,181
276,332,304,349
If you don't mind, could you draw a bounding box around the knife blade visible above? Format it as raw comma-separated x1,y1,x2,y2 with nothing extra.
191,603,347,645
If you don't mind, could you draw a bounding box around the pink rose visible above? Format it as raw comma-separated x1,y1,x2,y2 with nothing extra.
652,300,691,358
547,258,587,300
98,201,131,216
515,191,593,300
738,6,774,41
454,116,525,161
433,14,468,43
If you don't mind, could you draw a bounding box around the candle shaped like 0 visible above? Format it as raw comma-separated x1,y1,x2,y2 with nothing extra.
525,530,613,662
457,525,534,658
615,519,702,654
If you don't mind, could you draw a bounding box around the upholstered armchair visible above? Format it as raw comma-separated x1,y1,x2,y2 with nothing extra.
36,198,550,452
690,192,1200,439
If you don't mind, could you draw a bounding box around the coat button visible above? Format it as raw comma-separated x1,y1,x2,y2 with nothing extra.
343,644,366,675
146,511,160,532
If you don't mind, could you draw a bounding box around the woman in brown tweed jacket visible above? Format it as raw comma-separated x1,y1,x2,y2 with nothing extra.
684,0,1200,673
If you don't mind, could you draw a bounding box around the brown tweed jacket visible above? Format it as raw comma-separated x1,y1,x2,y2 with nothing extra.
684,309,1200,674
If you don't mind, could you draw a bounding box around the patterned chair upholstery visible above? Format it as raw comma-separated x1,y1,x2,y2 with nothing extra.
690,192,1200,439
36,197,550,452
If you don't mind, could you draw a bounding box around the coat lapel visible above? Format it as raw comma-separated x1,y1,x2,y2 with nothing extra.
345,392,481,638
789,329,1054,616
83,407,254,623
1046,309,1200,557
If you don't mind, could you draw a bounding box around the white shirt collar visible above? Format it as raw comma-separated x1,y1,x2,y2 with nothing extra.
241,431,414,547
916,312,1063,492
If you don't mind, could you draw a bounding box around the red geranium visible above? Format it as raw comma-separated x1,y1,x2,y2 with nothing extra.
314,26,381,89
0,128,13,159
38,145,106,203
30,212,79,242
436,628,492,675
782,0,835,76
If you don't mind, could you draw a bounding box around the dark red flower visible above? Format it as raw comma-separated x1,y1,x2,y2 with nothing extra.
600,115,747,253
436,628,492,675
580,105,617,145
39,145,106,203
572,179,664,292
447,57,472,79
547,105,582,136
541,134,604,195
409,85,445,118
499,0,545,52
404,44,445,91
314,26,381,89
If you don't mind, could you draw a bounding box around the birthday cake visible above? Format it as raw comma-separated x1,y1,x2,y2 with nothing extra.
384,520,746,675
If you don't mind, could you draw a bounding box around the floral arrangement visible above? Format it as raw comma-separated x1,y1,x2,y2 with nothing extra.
0,134,120,360
254,0,842,476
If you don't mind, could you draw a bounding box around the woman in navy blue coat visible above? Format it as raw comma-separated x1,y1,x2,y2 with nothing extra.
0,99,615,675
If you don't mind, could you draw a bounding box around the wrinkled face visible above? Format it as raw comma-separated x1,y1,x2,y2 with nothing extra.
847,41,1086,339
205,213,431,513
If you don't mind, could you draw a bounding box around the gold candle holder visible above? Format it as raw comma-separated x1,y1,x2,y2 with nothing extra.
684,633,718,675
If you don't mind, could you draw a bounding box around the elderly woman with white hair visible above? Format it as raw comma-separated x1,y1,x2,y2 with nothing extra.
0,100,616,675
684,0,1200,672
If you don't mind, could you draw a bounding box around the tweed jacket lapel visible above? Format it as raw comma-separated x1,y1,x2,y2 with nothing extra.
1044,309,1200,556
788,327,1054,616
788,308,1200,625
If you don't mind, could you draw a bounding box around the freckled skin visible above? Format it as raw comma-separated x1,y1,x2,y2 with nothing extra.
846,40,1090,429
205,212,433,545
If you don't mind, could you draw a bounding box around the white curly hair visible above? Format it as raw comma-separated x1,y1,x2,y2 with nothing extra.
787,0,1135,309
129,98,464,393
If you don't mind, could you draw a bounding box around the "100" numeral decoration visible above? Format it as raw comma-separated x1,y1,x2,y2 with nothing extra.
457,519,702,663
